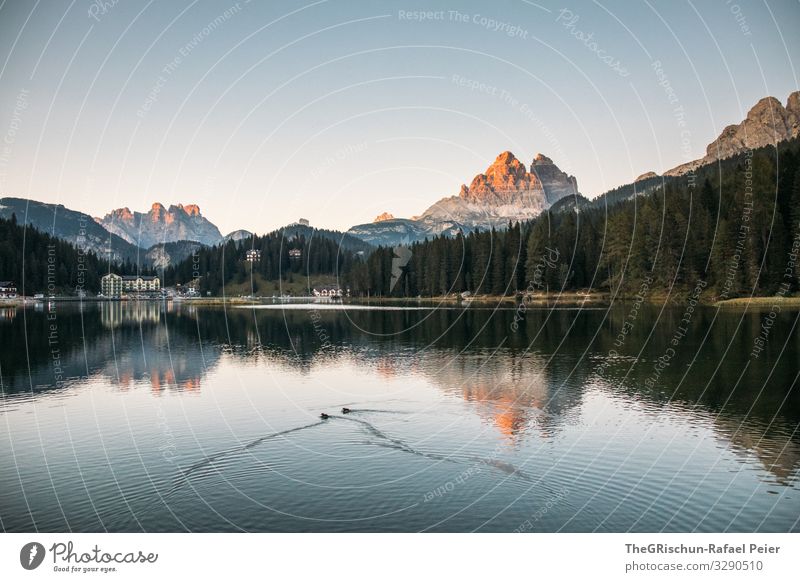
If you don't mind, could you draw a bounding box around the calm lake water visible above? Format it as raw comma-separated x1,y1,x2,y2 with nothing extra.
1,300,798,532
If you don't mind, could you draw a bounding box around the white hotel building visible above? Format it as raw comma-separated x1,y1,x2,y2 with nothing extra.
101,274,161,297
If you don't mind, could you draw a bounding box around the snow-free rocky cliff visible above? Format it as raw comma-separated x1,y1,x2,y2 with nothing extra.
348,151,579,246
97,202,223,248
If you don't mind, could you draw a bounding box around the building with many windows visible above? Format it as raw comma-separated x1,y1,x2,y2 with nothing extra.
0,281,17,298
101,273,161,297
312,285,346,298
101,274,123,297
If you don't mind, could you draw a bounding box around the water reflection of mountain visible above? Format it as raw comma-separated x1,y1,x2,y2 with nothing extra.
713,416,800,485
2,302,798,481
220,306,798,452
0,302,216,396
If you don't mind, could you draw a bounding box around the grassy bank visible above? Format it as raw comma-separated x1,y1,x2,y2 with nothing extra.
6,292,798,309
348,291,612,307
221,273,340,297
714,296,800,308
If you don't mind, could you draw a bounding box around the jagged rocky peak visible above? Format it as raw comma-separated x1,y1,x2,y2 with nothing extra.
97,201,223,248
452,150,579,205
373,212,395,222
347,150,581,246
165,203,202,217
529,153,579,203
417,150,579,230
706,94,798,159
666,90,800,176
460,151,538,204
110,206,134,220
180,203,201,216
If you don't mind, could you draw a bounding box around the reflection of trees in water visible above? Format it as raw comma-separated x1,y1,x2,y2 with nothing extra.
3,302,798,480
0,302,215,395
712,416,800,485
585,306,800,430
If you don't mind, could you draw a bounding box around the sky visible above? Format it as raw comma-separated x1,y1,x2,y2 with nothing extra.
0,0,798,235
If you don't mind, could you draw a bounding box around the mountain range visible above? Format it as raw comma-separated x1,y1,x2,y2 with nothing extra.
0,197,141,263
1,90,797,258
348,152,580,246
97,202,223,248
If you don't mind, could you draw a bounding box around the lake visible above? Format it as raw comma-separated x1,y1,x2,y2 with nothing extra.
0,300,798,532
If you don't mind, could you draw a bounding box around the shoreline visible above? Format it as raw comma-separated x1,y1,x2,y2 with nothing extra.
713,296,800,308
5,292,800,309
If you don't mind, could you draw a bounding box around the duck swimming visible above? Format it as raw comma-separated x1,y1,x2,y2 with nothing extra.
341,407,352,414
320,413,330,419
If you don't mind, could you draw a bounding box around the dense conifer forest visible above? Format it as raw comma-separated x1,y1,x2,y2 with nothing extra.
0,214,151,295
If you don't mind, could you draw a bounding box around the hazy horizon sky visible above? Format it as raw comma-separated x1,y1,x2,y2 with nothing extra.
0,0,798,234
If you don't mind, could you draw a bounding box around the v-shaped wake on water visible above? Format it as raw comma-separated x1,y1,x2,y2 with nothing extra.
164,409,535,497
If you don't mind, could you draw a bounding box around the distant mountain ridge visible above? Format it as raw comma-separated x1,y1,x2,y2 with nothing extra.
97,202,223,248
0,197,142,263
0,198,222,268
223,229,253,244
278,221,374,254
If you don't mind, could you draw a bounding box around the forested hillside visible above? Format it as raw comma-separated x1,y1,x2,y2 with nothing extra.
0,215,152,295
164,226,364,295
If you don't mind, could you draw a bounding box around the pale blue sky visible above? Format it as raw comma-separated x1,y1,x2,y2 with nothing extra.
0,0,798,234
